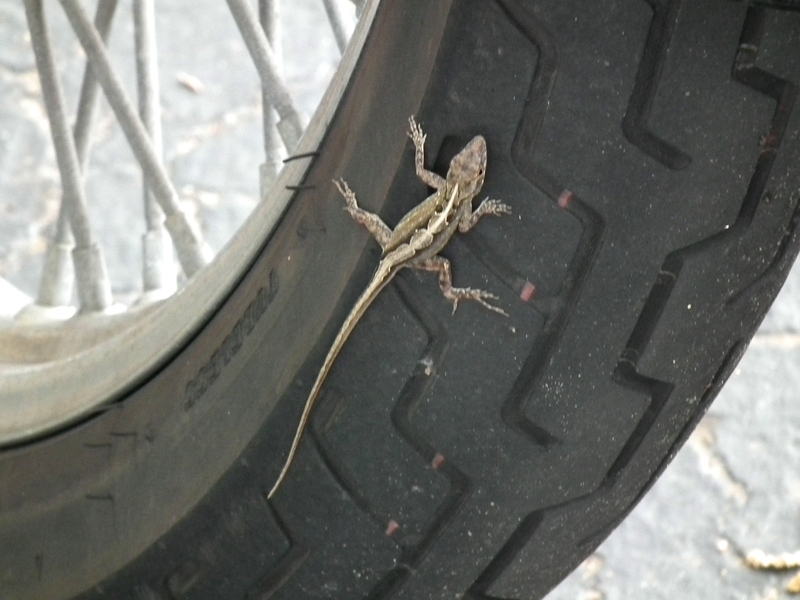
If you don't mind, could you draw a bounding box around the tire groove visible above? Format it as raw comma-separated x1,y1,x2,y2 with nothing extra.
309,389,385,529
727,204,800,306
365,275,470,599
466,339,749,600
494,0,606,451
259,277,454,599
465,338,747,598
576,338,748,551
245,502,310,599
609,5,797,481
468,5,796,598
464,1,607,596
467,513,544,599
623,0,692,170
747,0,800,11
499,198,602,449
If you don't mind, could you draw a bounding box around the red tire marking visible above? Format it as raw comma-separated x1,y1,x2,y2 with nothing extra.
520,281,536,302
431,453,445,470
385,520,400,536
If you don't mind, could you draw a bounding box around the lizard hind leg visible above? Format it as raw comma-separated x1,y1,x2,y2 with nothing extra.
414,255,508,316
333,178,393,250
408,116,446,190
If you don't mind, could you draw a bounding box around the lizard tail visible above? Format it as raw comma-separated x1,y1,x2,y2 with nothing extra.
268,262,398,498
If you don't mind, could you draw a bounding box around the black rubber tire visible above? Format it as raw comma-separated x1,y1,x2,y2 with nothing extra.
4,1,800,599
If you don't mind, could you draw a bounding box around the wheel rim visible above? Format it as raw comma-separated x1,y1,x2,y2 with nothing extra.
0,0,379,446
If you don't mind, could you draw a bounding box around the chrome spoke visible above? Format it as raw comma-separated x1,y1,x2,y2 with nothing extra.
259,0,284,192
133,0,176,300
23,0,114,314
350,0,367,17
73,0,119,172
34,209,75,314
11,0,363,318
226,0,306,152
321,0,355,54
29,0,119,319
58,0,210,278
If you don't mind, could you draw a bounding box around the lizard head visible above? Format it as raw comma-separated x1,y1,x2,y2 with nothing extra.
446,135,487,197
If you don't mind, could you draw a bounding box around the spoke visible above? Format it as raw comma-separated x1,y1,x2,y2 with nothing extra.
259,0,283,67
321,0,355,54
58,0,210,278
73,0,119,172
32,0,118,316
226,0,306,151
259,0,283,192
23,0,113,313
35,211,74,311
349,0,366,17
133,0,164,231
11,0,359,321
133,0,176,298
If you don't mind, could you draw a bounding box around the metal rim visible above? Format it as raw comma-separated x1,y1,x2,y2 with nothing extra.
0,0,379,445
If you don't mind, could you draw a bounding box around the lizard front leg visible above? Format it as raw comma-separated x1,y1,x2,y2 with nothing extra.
458,198,512,233
408,116,446,190
413,255,508,316
334,178,392,250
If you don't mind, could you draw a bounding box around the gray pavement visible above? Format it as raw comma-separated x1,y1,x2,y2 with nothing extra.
2,2,800,598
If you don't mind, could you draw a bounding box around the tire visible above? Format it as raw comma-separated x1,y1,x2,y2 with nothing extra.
4,1,800,599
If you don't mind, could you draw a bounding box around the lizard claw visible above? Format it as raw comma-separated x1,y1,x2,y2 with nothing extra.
479,198,512,216
448,287,508,317
333,177,359,210
408,116,426,146
332,177,349,196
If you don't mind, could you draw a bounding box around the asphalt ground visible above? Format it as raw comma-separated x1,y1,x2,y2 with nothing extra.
1,2,799,598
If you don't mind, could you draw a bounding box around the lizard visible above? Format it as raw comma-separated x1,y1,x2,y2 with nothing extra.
268,116,511,499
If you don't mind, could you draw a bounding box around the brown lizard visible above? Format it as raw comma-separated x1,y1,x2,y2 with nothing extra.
268,116,511,498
